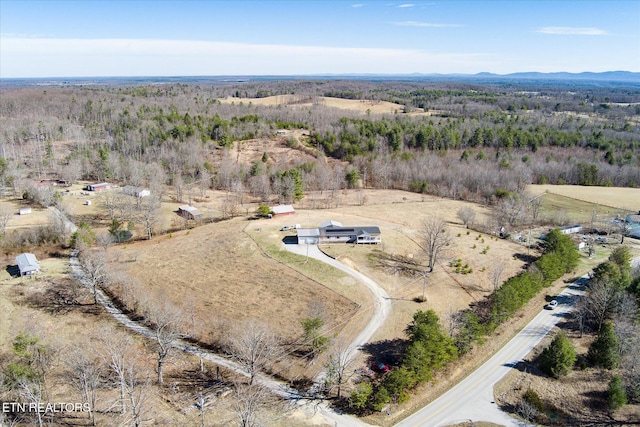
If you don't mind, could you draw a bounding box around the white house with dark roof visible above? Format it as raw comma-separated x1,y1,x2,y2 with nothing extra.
16,253,40,276
297,220,381,245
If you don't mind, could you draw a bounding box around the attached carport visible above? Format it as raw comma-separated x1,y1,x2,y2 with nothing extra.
297,228,320,244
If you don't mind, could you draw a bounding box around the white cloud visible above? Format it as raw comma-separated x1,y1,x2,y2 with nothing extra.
351,3,364,7
392,21,461,28
0,37,494,77
398,3,414,8
537,26,607,35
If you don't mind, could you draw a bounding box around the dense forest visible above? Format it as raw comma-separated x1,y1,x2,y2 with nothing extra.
1,79,639,210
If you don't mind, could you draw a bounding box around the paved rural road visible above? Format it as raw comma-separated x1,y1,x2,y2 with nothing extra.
284,243,391,363
395,276,589,427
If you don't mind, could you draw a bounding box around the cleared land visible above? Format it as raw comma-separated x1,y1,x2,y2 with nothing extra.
114,218,359,343
530,184,640,212
218,95,439,116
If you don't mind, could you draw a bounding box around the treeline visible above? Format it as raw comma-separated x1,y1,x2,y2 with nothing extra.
0,81,638,213
348,230,580,412
515,246,640,423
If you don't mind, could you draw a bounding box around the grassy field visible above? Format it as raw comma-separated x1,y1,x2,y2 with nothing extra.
530,184,640,212
4,180,638,425
114,218,359,344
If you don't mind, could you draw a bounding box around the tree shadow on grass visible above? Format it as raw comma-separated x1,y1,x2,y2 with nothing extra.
513,252,538,267
22,278,100,315
360,338,406,366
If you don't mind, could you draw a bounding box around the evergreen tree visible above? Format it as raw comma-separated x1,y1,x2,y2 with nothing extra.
588,321,619,369
608,375,627,410
539,332,576,378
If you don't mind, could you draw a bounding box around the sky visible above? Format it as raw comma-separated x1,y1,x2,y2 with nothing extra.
1,0,639,78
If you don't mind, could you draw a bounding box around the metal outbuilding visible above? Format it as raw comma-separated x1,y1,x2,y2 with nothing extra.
16,253,40,276
178,205,203,220
271,205,295,216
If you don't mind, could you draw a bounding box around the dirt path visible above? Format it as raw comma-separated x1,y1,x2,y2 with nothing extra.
59,203,372,425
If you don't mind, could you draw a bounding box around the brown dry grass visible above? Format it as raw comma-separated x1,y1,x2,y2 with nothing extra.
218,95,441,117
310,191,529,341
0,263,202,426
114,218,358,343
0,198,51,230
495,327,640,426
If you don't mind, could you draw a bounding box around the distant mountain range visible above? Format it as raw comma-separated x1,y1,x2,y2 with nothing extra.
471,71,640,82
1,71,639,87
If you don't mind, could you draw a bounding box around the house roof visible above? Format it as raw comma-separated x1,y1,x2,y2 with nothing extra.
271,205,295,215
297,228,320,238
16,253,39,274
319,225,381,237
320,220,342,228
560,224,582,230
178,205,199,212
627,215,640,224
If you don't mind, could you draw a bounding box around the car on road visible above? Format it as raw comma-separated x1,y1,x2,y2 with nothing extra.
280,225,295,231
371,361,389,373
546,299,558,310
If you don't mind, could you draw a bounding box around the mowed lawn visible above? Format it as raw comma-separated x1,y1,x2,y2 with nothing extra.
529,184,640,211
114,218,358,342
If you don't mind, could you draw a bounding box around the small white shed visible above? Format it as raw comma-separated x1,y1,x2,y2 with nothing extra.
16,253,40,276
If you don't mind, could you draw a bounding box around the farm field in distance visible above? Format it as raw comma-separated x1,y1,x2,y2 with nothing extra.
1,76,639,426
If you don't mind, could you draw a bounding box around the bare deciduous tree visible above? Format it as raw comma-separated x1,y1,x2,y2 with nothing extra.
98,331,128,416
323,343,355,399
491,261,506,291
232,382,268,427
457,206,476,229
145,300,183,385
79,249,108,304
98,328,149,424
446,305,461,338
66,345,104,426
99,190,124,220
572,296,590,338
586,279,620,331
138,194,161,240
0,204,12,237
529,194,543,221
418,217,452,272
18,379,44,427
228,319,279,386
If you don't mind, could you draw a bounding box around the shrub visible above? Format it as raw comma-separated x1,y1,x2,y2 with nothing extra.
523,388,545,412
608,375,627,410
349,382,373,411
256,205,272,217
